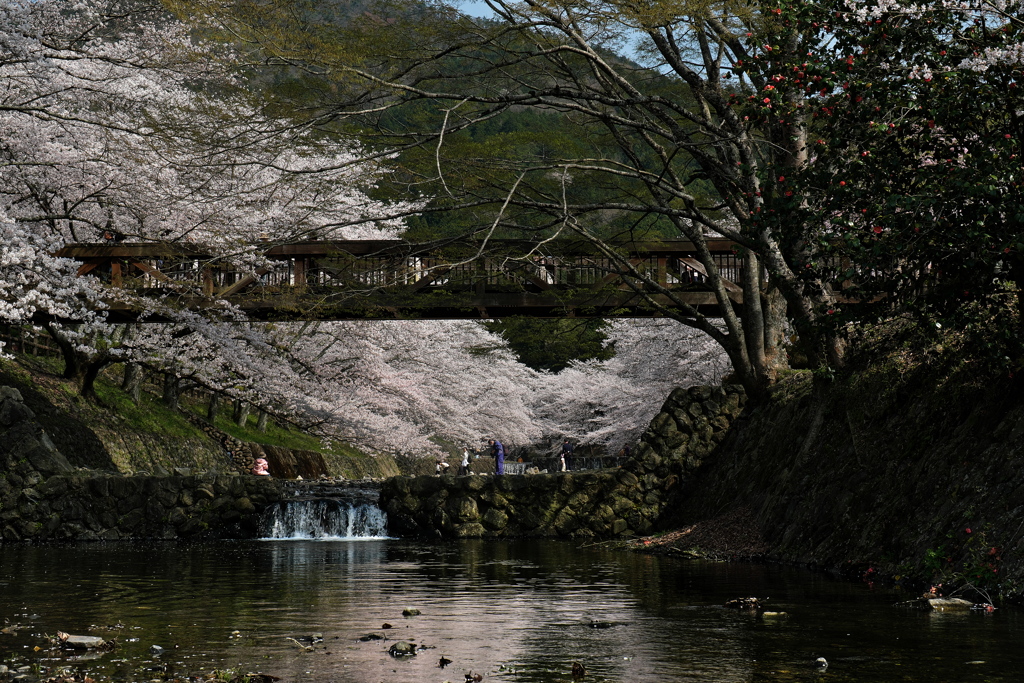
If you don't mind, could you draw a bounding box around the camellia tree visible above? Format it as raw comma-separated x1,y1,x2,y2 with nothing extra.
748,0,1023,374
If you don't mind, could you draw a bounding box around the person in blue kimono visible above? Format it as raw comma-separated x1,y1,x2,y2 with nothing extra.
489,439,505,475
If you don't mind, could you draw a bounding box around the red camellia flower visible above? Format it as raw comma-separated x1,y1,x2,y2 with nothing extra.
872,226,882,234
966,528,972,534
839,180,846,186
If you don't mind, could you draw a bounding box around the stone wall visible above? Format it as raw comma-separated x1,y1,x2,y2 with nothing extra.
1,385,284,541
382,469,646,538
629,384,747,490
379,384,747,539
1,471,282,542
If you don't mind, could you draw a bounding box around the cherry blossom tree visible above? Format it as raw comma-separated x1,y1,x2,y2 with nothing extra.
532,319,730,453
269,320,543,453
0,0,795,456
0,0,420,397
0,209,106,358
123,316,725,457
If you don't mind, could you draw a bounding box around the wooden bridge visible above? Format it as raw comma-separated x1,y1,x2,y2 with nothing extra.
55,239,745,322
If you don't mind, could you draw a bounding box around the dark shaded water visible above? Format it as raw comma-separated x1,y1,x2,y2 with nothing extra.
2,539,1023,682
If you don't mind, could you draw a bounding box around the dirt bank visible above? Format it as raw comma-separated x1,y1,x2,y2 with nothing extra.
643,337,1024,597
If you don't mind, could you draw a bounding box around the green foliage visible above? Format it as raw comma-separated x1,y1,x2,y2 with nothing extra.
482,317,615,372
175,0,712,242
922,525,1002,599
746,0,1024,373
94,381,207,440
189,401,366,459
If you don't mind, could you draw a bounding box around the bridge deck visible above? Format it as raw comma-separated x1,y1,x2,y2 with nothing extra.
55,239,745,321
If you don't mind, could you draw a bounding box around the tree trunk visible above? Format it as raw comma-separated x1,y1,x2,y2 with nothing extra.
208,392,221,421
762,283,791,380
256,410,269,432
44,321,109,400
162,374,181,410
46,322,83,384
80,359,111,401
233,399,251,428
121,363,143,404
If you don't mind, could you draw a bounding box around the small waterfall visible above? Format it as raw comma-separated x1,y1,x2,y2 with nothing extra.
261,499,389,540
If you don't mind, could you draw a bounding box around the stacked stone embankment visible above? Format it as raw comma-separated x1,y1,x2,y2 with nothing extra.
1,471,282,541
380,384,746,539
1,385,282,541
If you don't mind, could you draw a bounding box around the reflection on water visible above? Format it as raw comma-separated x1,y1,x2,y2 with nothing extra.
2,540,1024,682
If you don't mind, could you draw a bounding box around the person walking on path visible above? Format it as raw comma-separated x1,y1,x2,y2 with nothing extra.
489,439,505,475
561,439,574,471
457,447,470,476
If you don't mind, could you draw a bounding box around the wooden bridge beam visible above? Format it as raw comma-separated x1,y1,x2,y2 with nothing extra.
50,239,747,322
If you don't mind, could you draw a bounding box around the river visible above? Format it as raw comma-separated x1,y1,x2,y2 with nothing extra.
2,534,1024,682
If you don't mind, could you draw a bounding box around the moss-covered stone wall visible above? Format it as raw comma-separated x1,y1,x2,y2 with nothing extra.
379,384,748,539
1,471,282,541
0,383,398,542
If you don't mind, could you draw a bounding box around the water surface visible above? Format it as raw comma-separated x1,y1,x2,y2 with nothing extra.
1,540,1021,682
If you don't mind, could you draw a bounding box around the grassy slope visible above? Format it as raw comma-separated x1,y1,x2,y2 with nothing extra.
0,353,383,477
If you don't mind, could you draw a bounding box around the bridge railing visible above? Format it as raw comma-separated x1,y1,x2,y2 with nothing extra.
59,239,745,293
50,239,750,320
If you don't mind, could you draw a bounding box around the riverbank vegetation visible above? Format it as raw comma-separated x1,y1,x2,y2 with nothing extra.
643,316,1024,599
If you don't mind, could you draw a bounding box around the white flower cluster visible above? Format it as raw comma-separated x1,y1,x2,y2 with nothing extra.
0,210,105,329
842,0,1024,72
959,44,1024,72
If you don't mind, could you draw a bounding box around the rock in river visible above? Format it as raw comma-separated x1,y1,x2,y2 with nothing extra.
388,641,417,657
